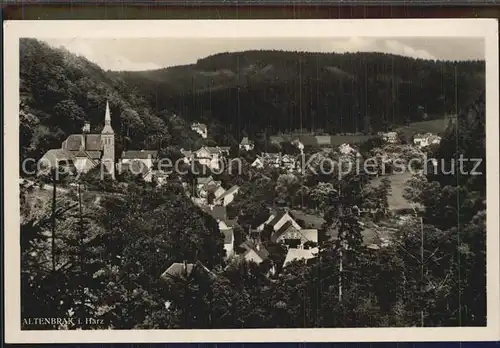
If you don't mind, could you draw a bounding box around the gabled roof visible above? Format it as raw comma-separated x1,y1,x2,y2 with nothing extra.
240,137,252,145
63,134,84,151
214,185,239,202
191,123,207,130
267,210,292,227
160,261,214,282
240,240,270,261
121,150,158,160
271,220,299,243
181,149,193,157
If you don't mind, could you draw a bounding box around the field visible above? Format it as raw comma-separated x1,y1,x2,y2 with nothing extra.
396,118,452,141
371,172,416,212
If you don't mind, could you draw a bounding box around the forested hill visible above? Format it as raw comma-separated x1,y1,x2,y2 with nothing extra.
115,50,485,135
20,39,485,167
20,39,220,167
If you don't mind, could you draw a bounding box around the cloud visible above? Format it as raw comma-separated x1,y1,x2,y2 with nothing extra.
384,40,437,60
43,39,162,71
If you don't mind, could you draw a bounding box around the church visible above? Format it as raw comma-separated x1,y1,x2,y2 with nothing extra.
38,101,115,178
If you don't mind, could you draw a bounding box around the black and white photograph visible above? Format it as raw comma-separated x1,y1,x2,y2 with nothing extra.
4,19,499,343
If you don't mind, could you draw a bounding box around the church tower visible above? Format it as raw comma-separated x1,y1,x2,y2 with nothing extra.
101,100,115,179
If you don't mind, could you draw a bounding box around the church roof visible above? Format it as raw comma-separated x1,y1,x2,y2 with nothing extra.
63,134,84,151
63,134,104,152
85,134,102,151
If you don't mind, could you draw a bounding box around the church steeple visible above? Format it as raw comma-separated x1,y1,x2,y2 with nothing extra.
102,100,114,134
101,100,115,179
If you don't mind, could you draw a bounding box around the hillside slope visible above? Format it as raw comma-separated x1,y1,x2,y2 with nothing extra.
114,50,485,136
19,39,217,169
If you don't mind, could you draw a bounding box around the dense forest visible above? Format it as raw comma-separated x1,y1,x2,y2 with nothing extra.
20,91,486,329
20,39,484,169
116,50,485,136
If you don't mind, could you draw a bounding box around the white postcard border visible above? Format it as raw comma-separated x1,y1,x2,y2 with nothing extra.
3,19,499,343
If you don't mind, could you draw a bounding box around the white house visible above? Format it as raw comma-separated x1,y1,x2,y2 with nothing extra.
414,133,442,149
251,157,264,169
214,185,239,206
193,146,229,171
120,150,158,169
239,137,254,151
191,123,208,138
382,132,398,144
339,143,360,156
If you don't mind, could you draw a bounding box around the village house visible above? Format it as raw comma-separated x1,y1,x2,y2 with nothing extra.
251,157,264,169
252,210,302,240
381,131,398,144
413,133,442,149
239,240,269,265
214,185,239,207
338,143,361,157
193,146,230,171
270,221,318,249
197,179,225,203
38,101,116,178
118,150,159,181
264,153,282,168
281,154,298,171
191,122,208,138
239,137,255,151
263,210,302,232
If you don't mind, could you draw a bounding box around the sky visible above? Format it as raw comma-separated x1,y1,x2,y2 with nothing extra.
42,37,485,72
